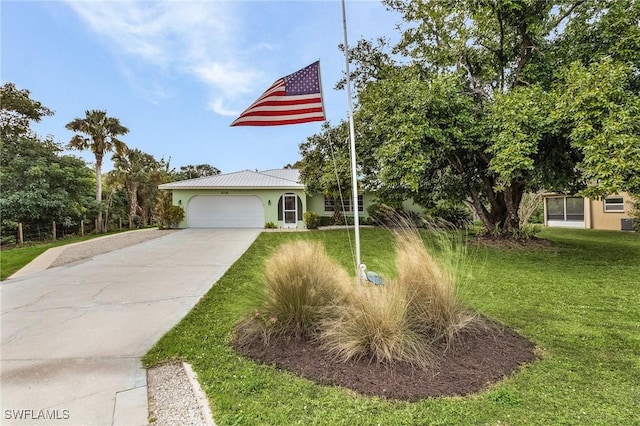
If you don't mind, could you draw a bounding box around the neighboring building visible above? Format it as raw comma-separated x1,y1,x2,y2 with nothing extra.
158,169,376,229
543,192,635,231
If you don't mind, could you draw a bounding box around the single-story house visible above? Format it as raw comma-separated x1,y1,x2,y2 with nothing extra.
542,192,635,231
158,168,377,229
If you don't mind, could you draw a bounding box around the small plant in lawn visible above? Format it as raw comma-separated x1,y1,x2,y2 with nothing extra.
511,223,542,241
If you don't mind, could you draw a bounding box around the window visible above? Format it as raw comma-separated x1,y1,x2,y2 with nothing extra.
324,195,364,213
546,197,584,221
604,196,625,212
324,197,335,212
566,197,585,221
546,198,565,220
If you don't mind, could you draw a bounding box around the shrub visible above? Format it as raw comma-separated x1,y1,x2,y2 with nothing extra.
303,211,320,229
0,235,17,246
155,192,185,229
367,202,392,225
243,240,351,341
162,207,184,229
264,221,277,229
318,216,334,227
368,202,425,227
511,223,542,240
425,203,473,229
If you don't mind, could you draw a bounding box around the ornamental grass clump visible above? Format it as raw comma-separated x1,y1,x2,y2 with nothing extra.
237,225,481,369
320,280,435,369
394,229,478,344
239,240,351,343
320,227,480,368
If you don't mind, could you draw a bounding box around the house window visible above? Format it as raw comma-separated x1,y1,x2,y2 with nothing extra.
546,198,565,220
604,196,625,212
566,197,585,221
324,195,364,213
324,197,335,212
546,197,584,221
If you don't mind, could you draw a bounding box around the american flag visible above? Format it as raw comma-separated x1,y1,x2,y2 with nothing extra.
231,61,325,126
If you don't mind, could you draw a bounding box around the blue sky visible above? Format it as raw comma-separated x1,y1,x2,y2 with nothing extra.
2,0,401,174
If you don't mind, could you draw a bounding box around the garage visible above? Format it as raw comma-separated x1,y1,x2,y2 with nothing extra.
187,195,264,228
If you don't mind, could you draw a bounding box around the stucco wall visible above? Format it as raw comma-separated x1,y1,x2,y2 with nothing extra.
589,196,632,231
168,189,425,228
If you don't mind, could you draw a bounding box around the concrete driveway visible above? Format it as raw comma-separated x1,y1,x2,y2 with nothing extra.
1,229,260,425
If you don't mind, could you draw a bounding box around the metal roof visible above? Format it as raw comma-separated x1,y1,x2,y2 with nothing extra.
158,169,304,190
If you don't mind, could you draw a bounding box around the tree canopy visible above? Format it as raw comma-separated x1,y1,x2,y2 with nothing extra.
0,83,53,139
0,84,95,228
176,164,221,180
299,0,639,235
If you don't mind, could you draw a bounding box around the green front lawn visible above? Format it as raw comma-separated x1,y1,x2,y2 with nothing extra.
143,228,640,425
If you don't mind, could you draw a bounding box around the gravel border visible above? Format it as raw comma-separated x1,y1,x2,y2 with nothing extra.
147,362,215,426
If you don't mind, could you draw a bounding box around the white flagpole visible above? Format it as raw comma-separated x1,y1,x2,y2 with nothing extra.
341,0,362,278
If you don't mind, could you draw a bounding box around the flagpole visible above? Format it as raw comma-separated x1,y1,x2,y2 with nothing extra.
341,0,362,279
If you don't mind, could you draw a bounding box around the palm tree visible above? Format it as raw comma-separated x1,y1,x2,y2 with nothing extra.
112,148,160,229
66,110,128,232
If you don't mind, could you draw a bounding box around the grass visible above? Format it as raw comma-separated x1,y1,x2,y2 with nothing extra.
318,228,479,368
143,227,640,425
0,229,133,280
237,240,352,342
239,228,477,368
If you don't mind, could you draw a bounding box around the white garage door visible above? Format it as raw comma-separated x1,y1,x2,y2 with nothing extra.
187,196,264,228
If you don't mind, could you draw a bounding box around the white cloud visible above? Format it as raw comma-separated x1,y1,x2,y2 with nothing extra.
191,61,260,97
64,1,262,115
208,99,240,117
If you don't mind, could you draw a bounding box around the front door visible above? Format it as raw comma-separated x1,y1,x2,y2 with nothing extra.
283,194,297,228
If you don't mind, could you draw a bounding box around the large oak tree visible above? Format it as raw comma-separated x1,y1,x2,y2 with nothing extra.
300,0,638,235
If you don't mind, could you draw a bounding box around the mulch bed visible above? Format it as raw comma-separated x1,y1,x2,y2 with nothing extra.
232,326,538,401
467,236,554,250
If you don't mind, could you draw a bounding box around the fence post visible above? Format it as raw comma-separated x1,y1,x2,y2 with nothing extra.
81,220,85,237
52,220,56,241
18,223,24,247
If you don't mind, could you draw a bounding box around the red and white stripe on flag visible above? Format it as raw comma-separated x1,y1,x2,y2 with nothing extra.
231,61,325,126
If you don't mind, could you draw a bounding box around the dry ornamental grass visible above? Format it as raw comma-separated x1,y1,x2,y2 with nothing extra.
236,228,486,369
